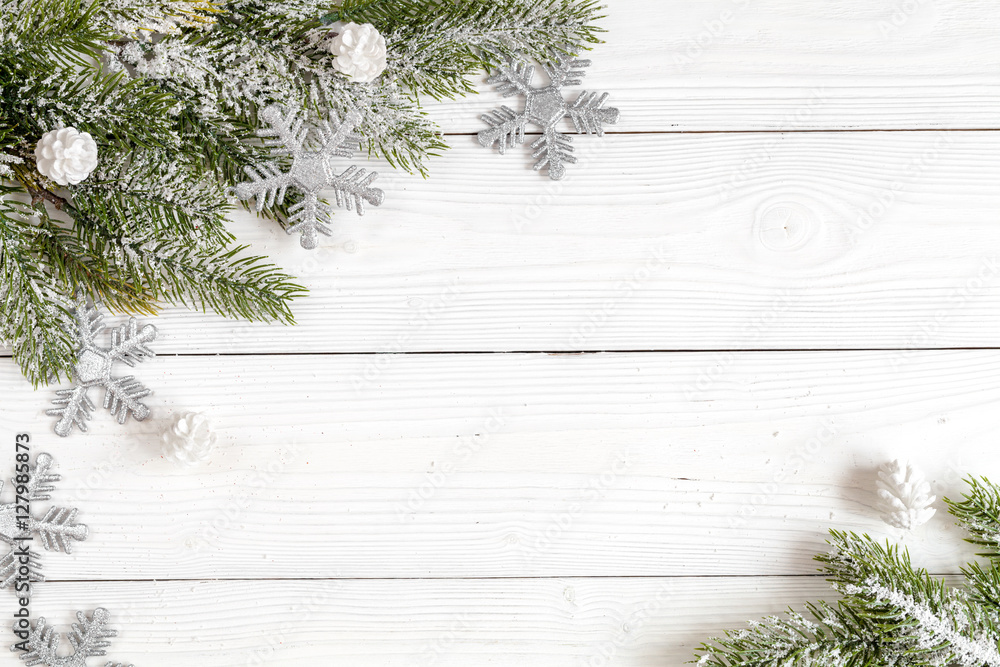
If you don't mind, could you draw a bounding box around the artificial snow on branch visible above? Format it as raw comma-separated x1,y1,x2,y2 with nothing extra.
0,0,608,385
696,476,1000,667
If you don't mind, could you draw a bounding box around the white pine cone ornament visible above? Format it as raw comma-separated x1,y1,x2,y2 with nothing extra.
34,127,98,185
327,22,387,83
876,459,936,530
162,412,217,466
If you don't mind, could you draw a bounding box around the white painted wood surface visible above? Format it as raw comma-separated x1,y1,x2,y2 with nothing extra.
3,1,1000,664
26,578,837,666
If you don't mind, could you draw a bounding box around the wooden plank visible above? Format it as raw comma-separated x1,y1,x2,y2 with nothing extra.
2,131,993,355
22,577,838,666
423,0,1000,133
0,350,991,579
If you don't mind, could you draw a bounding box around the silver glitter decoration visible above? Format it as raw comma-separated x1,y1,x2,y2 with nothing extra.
234,104,385,249
12,608,133,667
47,295,158,437
0,453,88,589
477,51,620,180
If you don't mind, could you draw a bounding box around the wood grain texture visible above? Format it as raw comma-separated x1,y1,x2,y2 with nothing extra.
425,0,1000,133
1,131,996,355
26,577,837,666
1,350,992,580
4,1,1000,663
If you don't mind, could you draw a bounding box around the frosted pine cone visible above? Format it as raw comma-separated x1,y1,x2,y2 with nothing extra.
162,412,217,466
34,127,98,185
327,22,387,83
876,459,936,530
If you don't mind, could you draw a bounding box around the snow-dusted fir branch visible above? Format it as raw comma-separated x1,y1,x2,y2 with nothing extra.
846,579,1000,666
96,0,221,35
0,186,79,386
0,153,22,178
0,0,605,385
822,532,1000,667
948,476,1000,558
696,478,1000,666
112,0,605,174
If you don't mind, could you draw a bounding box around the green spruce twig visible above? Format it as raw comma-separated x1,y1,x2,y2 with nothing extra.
696,478,1000,667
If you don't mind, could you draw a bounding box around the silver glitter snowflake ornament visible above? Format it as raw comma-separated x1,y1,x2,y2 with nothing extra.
47,295,157,437
234,104,385,249
12,607,133,667
0,453,88,590
477,51,620,180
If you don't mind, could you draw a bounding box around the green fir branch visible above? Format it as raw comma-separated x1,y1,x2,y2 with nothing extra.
0,188,77,386
947,477,1000,560
28,208,155,314
70,150,235,248
0,0,107,69
342,0,606,100
88,229,306,324
694,601,892,667
0,60,179,159
697,483,1000,667
0,0,608,385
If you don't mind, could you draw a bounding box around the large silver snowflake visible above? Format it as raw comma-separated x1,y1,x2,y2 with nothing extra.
47,296,157,437
234,104,385,249
477,52,620,180
0,453,88,590
12,607,132,667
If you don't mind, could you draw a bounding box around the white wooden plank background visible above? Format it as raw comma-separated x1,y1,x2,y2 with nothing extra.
152,131,1000,352
4,1,1000,665
26,578,838,666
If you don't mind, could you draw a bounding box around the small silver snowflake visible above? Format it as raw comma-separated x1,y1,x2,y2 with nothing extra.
234,104,385,249
0,453,88,590
47,296,157,437
477,51,620,180
11,607,133,667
